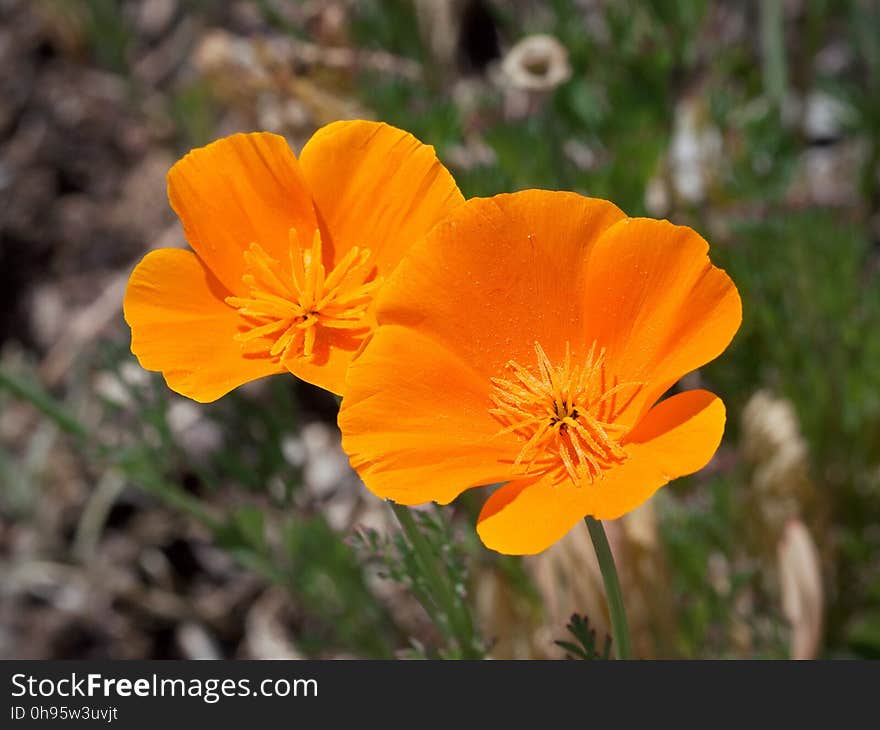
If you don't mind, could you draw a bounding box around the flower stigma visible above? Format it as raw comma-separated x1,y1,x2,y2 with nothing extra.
226,228,380,362
490,342,644,485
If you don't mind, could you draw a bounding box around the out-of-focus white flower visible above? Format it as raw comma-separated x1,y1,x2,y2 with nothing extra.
500,34,571,92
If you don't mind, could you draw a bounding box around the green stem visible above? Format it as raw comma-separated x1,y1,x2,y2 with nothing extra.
585,516,632,659
0,368,90,441
390,502,478,658
760,0,787,108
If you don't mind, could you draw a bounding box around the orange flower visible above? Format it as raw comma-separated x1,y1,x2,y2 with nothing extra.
339,191,742,554
124,121,463,401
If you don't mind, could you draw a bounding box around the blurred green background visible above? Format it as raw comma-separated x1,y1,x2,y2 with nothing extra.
1,0,878,659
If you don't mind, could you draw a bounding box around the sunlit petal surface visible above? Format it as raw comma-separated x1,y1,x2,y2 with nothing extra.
339,190,741,554
125,122,463,398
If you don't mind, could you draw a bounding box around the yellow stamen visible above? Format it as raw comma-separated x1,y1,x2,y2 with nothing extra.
225,228,380,362
490,341,644,486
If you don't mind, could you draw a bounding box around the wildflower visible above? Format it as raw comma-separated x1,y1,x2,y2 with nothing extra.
339,191,741,554
123,121,463,401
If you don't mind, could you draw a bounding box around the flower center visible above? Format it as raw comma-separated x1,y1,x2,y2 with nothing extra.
489,341,644,485
225,228,380,362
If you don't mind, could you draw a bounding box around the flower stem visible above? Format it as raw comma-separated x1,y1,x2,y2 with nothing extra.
390,502,479,658
584,516,632,659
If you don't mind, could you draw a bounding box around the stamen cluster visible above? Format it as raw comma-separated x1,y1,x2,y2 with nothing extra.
490,342,643,485
226,228,380,362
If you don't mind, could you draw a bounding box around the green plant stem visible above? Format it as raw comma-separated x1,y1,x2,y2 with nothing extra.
760,0,787,107
585,516,632,659
389,501,478,658
0,368,89,441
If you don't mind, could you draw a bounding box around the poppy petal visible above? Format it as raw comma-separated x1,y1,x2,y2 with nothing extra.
167,132,318,294
282,323,365,397
476,389,725,554
581,218,741,425
298,120,464,274
124,248,284,402
375,191,627,377
339,324,523,505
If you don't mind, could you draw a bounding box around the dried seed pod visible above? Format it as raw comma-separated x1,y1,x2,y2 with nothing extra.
778,519,823,659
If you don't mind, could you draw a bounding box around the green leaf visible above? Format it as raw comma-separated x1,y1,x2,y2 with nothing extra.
555,614,612,660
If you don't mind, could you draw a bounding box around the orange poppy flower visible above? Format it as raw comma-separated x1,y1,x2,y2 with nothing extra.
123,121,463,401
339,190,741,554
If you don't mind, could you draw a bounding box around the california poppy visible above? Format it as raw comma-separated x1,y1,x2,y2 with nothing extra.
124,121,463,401
339,191,741,555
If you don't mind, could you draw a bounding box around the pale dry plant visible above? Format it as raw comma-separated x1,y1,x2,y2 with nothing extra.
741,390,824,658
477,502,674,658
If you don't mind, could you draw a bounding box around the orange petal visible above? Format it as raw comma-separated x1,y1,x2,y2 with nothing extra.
124,248,285,402
339,325,523,505
298,120,464,275
281,323,367,397
476,390,725,554
375,190,627,377
167,132,318,294
581,218,741,425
